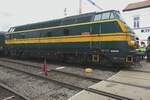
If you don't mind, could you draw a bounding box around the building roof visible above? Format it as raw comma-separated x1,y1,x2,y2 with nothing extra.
123,0,150,11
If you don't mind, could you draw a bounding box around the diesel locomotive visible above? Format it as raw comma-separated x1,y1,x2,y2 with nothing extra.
5,10,138,65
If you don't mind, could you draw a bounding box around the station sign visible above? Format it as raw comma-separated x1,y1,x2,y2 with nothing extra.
141,28,150,33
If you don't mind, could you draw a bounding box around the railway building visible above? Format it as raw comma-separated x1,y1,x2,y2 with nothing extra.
123,0,150,46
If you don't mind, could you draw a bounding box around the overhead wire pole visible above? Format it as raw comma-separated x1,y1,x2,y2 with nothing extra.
64,8,67,16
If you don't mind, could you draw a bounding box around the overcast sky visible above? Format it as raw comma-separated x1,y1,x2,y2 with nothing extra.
0,0,144,31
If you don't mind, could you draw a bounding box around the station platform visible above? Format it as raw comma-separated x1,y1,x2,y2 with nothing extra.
68,62,150,100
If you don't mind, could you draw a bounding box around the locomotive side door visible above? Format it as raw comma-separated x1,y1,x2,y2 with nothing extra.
91,22,101,63
92,13,102,49
90,14,102,63
91,23,101,49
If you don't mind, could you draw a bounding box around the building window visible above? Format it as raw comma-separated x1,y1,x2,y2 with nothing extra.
133,16,140,28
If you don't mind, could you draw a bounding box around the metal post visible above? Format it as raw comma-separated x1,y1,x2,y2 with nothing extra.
79,0,82,14
64,8,67,17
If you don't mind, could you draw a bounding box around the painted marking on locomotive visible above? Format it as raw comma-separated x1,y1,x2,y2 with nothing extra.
5,33,132,44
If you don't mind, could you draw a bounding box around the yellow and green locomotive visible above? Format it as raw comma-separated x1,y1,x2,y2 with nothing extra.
5,10,138,65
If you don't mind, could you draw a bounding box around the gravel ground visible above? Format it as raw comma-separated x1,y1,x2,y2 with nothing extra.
0,66,79,100
0,60,100,88
129,60,150,71
0,58,117,80
0,58,148,100
0,58,119,100
42,71,96,88
0,86,25,100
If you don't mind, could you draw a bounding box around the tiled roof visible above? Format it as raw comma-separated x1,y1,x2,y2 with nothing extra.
123,0,150,11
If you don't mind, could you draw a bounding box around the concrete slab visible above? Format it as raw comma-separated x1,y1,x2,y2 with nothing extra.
68,90,115,100
68,62,150,100
90,81,150,100
132,61,150,72
115,71,150,80
109,71,150,88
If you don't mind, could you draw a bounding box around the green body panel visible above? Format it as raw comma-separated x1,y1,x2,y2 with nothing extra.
11,10,119,32
6,41,129,54
7,20,122,39
13,12,95,32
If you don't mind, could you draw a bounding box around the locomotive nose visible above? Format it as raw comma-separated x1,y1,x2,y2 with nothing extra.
128,40,138,49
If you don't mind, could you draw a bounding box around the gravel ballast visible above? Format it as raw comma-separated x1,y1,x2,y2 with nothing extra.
0,66,78,100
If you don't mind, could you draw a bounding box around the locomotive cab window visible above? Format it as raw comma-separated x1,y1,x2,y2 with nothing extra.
115,11,125,22
94,14,102,21
101,12,111,20
94,12,113,21
109,12,115,19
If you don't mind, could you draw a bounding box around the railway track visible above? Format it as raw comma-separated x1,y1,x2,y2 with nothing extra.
0,58,102,82
0,58,135,100
0,58,102,90
0,67,131,100
2,58,147,100
1,58,149,90
0,82,28,100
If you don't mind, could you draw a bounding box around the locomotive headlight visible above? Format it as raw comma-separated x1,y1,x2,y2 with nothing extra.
128,40,136,47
